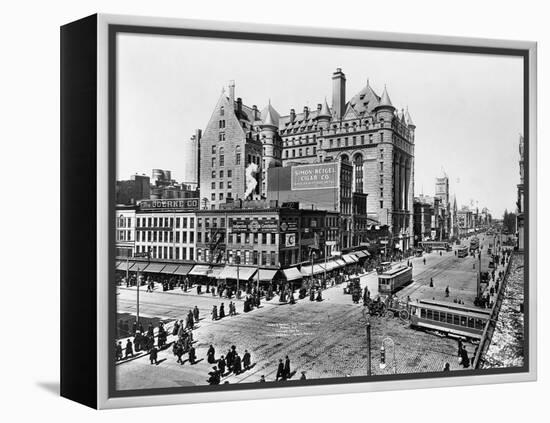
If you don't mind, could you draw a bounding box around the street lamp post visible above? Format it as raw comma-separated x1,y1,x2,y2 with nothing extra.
361,308,372,376
380,337,397,374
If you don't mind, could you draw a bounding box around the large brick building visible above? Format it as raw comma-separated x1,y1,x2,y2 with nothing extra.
199,69,416,250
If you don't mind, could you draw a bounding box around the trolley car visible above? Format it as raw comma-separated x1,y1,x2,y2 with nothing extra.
378,265,413,294
457,245,469,258
419,241,451,251
408,299,490,340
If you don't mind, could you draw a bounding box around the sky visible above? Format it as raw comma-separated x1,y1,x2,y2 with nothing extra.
117,33,524,218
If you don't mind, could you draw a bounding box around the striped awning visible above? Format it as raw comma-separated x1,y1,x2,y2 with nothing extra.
173,264,193,275
115,261,126,270
300,264,325,276
335,259,347,267
218,266,257,281
282,267,303,281
354,250,370,258
142,262,166,273
160,264,179,274
188,265,211,276
258,268,278,281
322,260,341,271
208,266,224,278
342,254,359,264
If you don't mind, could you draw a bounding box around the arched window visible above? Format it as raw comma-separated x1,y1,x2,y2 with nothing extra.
220,106,224,116
340,154,349,163
354,154,364,193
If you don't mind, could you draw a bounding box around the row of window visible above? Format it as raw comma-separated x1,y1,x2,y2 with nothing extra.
116,230,132,242
418,308,486,330
135,216,195,229
136,230,195,244
211,169,233,179
283,146,316,159
135,245,194,261
210,192,232,201
211,180,233,190
197,249,277,266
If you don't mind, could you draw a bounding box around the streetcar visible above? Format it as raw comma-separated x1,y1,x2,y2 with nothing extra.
419,241,451,251
408,299,490,340
414,248,424,257
378,265,413,294
375,261,393,274
457,245,469,258
469,236,480,252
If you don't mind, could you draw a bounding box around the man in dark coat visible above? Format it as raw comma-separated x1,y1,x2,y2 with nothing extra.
233,354,242,375
115,341,123,361
218,355,226,375
207,345,216,364
173,341,184,364
149,346,158,365
147,323,154,338
188,345,197,364
276,359,285,381
219,303,226,319
208,367,220,385
125,339,134,359
243,350,251,370
157,323,167,348
193,305,200,322
284,356,291,379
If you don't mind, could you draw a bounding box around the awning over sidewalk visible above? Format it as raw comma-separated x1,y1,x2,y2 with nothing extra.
300,264,325,276
282,267,303,281
342,254,359,264
335,259,347,267
207,266,224,278
173,264,193,275
115,261,126,270
142,263,166,273
257,268,278,281
354,250,370,258
188,264,211,276
218,266,257,281
159,264,179,274
321,260,341,271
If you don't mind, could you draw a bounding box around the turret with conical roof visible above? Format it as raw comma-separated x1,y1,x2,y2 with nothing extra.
374,85,395,123
316,98,332,130
260,101,282,174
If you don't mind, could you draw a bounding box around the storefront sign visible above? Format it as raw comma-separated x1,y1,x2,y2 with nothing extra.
139,198,200,210
280,221,298,232
231,218,279,233
290,162,338,190
285,233,296,247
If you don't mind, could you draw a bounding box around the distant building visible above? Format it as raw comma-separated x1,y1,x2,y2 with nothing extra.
413,197,432,245
434,175,451,238
517,135,525,250
151,168,200,200
115,206,137,257
116,174,151,205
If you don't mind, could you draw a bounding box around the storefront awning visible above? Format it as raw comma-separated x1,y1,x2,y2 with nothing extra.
282,267,303,281
258,268,278,281
342,254,359,264
335,259,347,267
142,263,166,273
300,264,325,276
159,264,179,274
354,250,370,258
321,260,341,271
115,261,126,270
207,266,224,278
188,264,211,276
173,264,193,275
129,262,147,272
218,266,257,281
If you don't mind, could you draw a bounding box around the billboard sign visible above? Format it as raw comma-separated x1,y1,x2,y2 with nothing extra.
290,162,339,191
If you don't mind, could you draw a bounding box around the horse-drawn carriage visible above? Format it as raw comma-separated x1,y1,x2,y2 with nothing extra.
364,294,410,320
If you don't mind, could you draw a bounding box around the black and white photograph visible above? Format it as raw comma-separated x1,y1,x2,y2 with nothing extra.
111,26,529,394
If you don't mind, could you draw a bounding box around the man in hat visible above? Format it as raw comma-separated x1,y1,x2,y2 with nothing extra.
299,371,306,380
276,359,285,381
207,345,216,364
208,367,220,385
243,350,251,370
115,341,123,361
218,355,226,375
149,346,158,365
193,305,200,322
188,345,197,365
259,375,266,383
125,339,134,359
212,305,218,321
233,353,242,375
219,303,226,319
284,355,291,379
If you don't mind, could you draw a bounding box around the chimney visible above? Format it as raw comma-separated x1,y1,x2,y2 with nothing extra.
303,106,309,119
290,109,296,122
332,68,346,120
228,80,235,102
252,105,258,120
236,97,242,114
317,103,322,111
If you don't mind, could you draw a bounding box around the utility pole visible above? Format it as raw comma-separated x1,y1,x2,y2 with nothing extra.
366,321,372,376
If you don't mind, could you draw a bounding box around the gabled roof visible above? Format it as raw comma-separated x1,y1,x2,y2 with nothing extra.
347,80,380,116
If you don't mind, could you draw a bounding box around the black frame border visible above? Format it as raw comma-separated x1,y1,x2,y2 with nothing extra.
107,23,531,400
